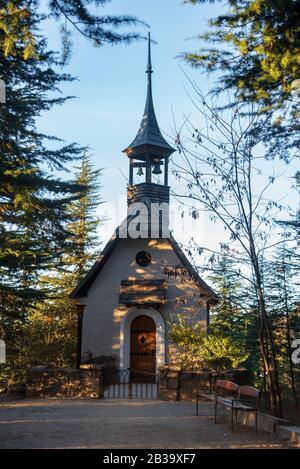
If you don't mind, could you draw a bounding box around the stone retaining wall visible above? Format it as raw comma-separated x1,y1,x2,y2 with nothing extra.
26,366,103,398
158,366,249,402
158,366,212,401
158,366,181,401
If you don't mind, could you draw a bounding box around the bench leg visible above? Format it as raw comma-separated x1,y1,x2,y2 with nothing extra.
255,411,258,433
231,408,234,433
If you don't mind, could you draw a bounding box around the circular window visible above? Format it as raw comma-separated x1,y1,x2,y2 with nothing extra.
135,251,152,267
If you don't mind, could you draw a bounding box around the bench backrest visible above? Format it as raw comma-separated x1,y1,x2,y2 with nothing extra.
215,379,239,395
238,385,260,400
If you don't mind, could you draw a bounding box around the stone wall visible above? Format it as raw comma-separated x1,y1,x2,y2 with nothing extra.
158,366,212,401
158,367,249,401
26,366,103,398
158,366,181,401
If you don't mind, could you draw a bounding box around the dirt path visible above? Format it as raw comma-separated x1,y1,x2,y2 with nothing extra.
0,398,295,449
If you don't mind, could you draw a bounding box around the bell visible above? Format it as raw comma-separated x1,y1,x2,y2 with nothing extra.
137,166,144,176
152,163,162,175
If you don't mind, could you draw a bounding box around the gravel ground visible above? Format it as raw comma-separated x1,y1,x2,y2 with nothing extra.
0,398,296,449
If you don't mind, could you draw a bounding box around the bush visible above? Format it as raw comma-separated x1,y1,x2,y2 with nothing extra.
168,316,249,371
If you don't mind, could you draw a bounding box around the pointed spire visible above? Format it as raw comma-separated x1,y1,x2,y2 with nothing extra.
123,31,175,157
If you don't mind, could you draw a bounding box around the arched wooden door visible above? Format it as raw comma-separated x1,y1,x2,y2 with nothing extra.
130,315,156,383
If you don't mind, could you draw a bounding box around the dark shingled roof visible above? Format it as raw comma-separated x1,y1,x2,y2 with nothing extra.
123,33,175,155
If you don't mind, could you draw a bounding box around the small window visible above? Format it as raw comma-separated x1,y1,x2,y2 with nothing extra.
135,251,152,267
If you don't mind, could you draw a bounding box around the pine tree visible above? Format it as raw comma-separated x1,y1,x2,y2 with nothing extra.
0,9,83,320
208,252,261,383
0,1,145,62
65,150,103,282
263,244,300,407
183,0,300,162
23,151,103,370
208,253,243,338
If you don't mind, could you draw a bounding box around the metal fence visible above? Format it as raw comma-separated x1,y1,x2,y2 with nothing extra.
102,369,157,399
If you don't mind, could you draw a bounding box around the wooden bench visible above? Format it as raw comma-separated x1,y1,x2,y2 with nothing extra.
214,380,260,432
196,379,238,417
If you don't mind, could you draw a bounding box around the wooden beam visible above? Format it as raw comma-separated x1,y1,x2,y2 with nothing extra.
164,157,168,186
129,159,134,184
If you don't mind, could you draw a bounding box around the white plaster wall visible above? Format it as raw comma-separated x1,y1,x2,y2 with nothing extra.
80,237,208,366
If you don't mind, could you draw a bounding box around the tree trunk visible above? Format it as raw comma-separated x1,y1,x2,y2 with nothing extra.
250,242,282,417
256,284,282,416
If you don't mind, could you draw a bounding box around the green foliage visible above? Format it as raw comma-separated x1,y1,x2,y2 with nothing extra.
200,335,249,371
262,242,300,405
0,1,35,59
0,10,105,388
207,254,243,337
168,316,205,369
0,1,145,62
207,252,261,378
65,150,103,280
22,298,77,369
183,0,300,160
0,152,102,389
168,316,248,371
29,152,102,369
0,8,83,318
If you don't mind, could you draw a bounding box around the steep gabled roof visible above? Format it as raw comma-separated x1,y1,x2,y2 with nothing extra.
70,217,218,301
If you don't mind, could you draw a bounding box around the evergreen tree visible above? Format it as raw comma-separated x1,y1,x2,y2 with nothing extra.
183,0,300,161
208,252,261,383
65,150,103,282
0,9,83,319
22,151,103,370
208,253,243,338
0,1,145,62
263,244,300,406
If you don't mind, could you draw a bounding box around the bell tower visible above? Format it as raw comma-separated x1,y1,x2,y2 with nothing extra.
123,32,175,208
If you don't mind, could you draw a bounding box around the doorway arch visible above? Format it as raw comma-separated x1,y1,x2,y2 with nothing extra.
120,307,165,373
130,315,156,381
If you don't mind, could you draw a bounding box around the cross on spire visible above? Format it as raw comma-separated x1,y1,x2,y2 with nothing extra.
147,31,152,74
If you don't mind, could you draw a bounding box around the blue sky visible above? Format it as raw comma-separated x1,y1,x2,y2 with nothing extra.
38,0,298,253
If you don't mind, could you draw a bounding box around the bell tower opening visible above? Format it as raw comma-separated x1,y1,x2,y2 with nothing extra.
123,32,175,209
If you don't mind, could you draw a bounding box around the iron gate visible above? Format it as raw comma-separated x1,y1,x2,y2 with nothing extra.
102,369,157,399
